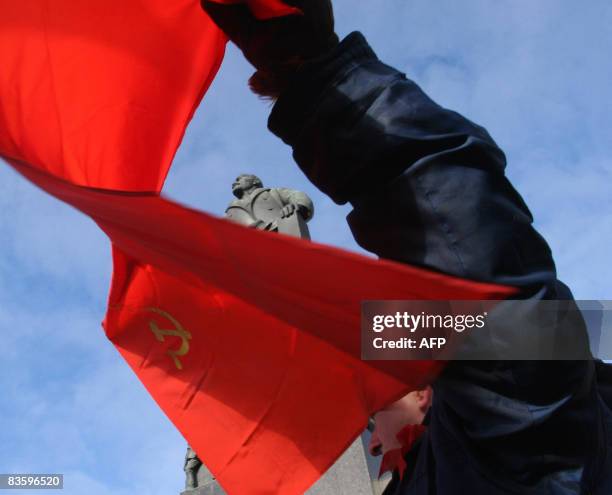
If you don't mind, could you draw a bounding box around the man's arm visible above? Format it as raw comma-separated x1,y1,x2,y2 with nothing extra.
202,0,552,288
268,32,556,292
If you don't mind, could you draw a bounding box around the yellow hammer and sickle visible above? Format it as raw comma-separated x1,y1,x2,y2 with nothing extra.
145,308,192,370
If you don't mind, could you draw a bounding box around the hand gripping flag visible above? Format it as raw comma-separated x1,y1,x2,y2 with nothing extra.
0,1,516,494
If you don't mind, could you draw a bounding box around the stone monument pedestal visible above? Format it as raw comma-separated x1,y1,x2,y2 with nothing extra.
307,436,376,495
181,434,388,495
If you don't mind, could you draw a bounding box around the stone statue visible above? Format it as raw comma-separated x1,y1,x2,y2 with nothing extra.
180,175,314,495
225,173,314,239
184,446,202,490
181,176,380,494
182,445,224,495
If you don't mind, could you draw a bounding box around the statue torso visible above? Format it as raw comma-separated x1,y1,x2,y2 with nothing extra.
226,188,284,226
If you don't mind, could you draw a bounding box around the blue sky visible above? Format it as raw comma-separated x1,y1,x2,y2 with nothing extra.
1,1,611,493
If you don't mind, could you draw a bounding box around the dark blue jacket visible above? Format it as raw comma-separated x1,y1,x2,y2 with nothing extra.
268,32,612,494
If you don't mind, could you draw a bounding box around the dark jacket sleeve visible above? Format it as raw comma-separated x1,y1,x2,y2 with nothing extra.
268,32,607,494
268,32,555,291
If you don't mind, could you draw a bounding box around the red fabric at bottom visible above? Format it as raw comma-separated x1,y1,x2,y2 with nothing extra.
9,160,516,494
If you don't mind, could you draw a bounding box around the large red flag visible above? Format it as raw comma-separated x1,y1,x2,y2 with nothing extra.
0,1,516,494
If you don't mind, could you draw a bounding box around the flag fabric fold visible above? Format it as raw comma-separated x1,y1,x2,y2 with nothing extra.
0,1,516,493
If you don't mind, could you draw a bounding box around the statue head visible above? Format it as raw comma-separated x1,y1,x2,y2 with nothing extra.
232,174,263,198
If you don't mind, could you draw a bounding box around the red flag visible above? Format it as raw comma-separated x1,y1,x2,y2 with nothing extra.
0,1,517,493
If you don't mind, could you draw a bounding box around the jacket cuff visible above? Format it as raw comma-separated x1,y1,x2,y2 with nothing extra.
268,32,377,145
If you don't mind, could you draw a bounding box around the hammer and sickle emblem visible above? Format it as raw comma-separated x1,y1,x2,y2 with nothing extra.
145,308,192,370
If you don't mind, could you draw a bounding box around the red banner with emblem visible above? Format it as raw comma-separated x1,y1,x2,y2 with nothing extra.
0,1,516,493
